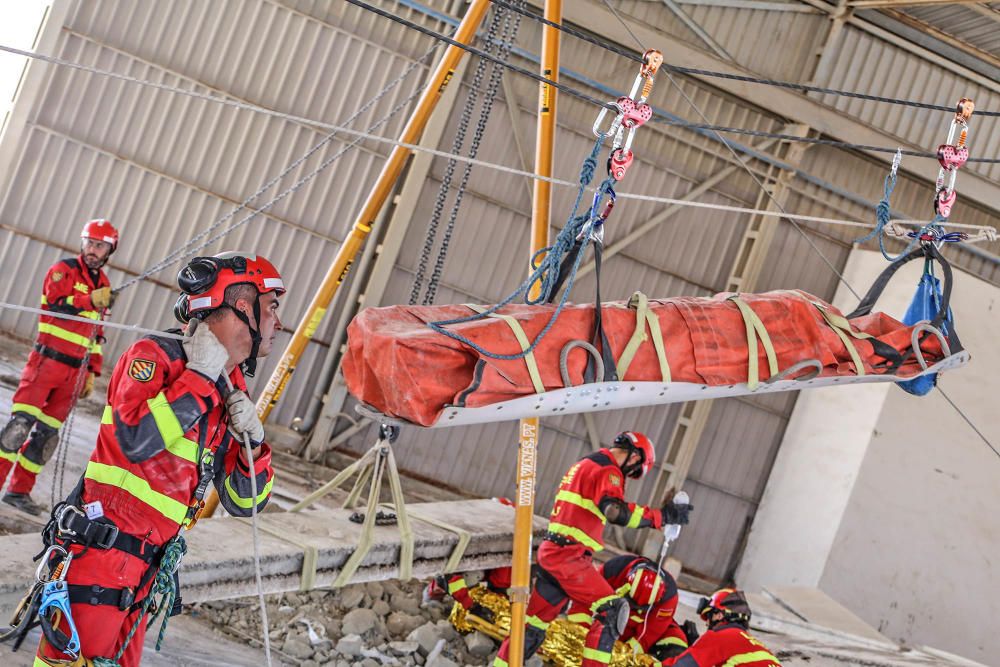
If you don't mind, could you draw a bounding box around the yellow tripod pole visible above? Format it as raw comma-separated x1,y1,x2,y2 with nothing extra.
203,0,492,518
508,1,561,664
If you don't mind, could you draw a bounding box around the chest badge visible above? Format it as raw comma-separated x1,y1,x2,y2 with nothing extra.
609,474,621,487
128,359,157,382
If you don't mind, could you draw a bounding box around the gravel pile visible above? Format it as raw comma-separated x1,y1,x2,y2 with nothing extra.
194,577,539,667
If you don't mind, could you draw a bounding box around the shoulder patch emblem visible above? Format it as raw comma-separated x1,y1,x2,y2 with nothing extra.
51,271,63,282
128,359,157,382
657,608,674,618
609,474,621,487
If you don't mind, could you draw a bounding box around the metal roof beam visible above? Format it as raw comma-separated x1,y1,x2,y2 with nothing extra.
676,0,821,11
846,0,987,7
521,0,1000,213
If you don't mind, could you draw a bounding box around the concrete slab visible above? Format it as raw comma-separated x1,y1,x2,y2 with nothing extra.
0,499,546,617
764,586,892,644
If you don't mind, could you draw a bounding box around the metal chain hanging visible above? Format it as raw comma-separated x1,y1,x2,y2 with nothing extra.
409,5,508,305
423,2,523,305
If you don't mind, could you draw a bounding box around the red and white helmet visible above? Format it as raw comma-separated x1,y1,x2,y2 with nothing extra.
613,431,656,479
176,252,285,319
81,219,119,253
697,588,752,627
626,562,665,610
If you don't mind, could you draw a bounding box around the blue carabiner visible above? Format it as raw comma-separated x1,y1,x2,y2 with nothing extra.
591,186,617,226
39,579,81,657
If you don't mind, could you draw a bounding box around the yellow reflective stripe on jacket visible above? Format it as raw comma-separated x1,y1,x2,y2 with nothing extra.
145,393,200,464
40,295,48,306
492,658,509,667
224,476,273,509
627,637,643,653
11,403,62,429
526,614,550,631
590,594,618,613
37,322,92,348
656,636,689,648
0,450,17,463
546,522,603,551
581,647,613,664
447,578,467,595
90,343,103,354
625,504,645,528
567,612,591,624
554,489,606,523
16,456,43,474
722,650,780,666
101,406,113,425
85,461,188,525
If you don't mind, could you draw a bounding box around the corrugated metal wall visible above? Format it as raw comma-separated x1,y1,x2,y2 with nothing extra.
0,0,997,580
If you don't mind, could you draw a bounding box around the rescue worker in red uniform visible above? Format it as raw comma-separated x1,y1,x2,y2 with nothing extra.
566,555,698,661
0,220,119,515
34,251,285,667
493,431,693,667
663,588,781,667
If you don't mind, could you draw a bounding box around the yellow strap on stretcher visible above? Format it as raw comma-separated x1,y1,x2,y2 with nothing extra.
465,304,545,393
616,291,670,382
774,289,870,377
727,295,779,390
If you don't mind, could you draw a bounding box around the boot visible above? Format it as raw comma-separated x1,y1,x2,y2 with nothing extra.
2,492,44,516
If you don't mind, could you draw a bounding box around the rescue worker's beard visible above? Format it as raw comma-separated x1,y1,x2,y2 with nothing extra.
82,251,107,270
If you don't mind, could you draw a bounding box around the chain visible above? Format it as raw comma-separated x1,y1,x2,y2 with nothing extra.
409,7,505,305
423,2,524,306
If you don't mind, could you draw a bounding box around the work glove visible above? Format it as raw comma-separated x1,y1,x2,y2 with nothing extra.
80,372,95,399
226,389,265,446
90,286,115,309
661,498,693,526
182,319,229,381
681,619,700,645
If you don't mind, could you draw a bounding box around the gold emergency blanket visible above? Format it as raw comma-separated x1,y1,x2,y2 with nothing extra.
449,586,656,667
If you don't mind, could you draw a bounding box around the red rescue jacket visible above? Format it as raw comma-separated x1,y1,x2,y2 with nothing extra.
666,624,781,667
547,449,661,552
567,555,687,656
81,332,274,546
37,256,109,375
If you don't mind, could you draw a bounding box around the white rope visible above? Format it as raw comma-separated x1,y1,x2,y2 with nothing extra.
0,301,184,341
2,43,995,243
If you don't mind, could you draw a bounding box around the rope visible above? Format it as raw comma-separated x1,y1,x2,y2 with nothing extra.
91,535,188,666
486,0,1000,117
426,137,614,359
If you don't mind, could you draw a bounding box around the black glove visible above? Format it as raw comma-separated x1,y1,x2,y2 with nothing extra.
661,500,693,525
469,602,495,623
681,619,700,645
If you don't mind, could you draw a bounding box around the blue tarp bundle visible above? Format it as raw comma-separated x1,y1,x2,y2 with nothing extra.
898,270,952,396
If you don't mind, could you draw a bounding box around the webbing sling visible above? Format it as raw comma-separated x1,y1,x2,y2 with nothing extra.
381,503,471,574
465,304,545,393
239,517,319,592
615,291,670,382
727,296,779,390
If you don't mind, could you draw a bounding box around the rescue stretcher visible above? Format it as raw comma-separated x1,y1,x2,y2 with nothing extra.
344,245,968,428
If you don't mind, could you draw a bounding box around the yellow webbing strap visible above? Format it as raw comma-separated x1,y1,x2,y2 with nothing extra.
465,304,545,393
727,296,779,390
615,291,670,382
382,503,471,574
799,294,871,377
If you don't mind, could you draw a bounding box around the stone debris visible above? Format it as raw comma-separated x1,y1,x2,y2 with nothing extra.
197,576,495,666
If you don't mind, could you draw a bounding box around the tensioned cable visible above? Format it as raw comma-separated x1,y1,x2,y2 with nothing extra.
487,0,1000,117
0,302,185,340
600,0,999,459
0,42,994,240
3,36,999,165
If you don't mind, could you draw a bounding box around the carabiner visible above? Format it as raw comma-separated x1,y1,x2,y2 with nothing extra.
35,545,69,584
932,97,974,221
593,103,624,141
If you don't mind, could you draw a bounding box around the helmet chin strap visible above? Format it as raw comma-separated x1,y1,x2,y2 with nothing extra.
222,296,263,377
620,446,644,478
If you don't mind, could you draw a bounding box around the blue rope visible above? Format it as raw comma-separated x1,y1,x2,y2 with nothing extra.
855,165,944,261
427,136,614,360
92,535,188,667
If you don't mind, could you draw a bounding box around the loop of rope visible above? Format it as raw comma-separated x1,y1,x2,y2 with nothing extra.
426,137,612,359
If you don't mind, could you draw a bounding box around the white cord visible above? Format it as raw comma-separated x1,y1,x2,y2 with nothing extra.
0,44,993,241
223,374,273,667
0,301,185,340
